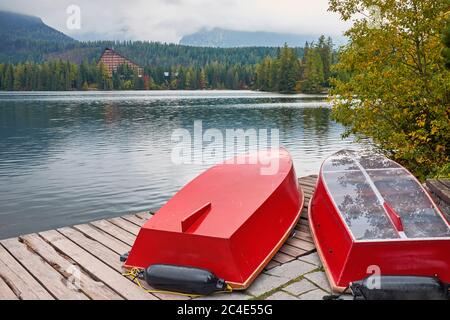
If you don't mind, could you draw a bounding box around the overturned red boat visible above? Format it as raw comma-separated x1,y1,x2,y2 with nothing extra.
125,148,303,291
309,150,450,298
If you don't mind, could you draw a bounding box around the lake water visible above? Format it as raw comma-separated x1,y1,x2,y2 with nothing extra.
0,90,370,239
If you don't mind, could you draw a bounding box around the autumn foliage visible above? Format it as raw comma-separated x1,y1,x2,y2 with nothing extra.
329,0,450,179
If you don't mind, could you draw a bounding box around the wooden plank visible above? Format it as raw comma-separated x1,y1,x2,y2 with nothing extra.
121,214,146,227
39,230,156,300
58,229,189,300
135,211,153,220
293,230,313,242
303,192,314,199
299,180,317,188
272,252,294,264
286,237,315,251
279,243,307,257
0,243,54,300
90,220,136,246
296,222,310,231
76,228,186,299
295,221,310,229
426,179,450,204
108,217,140,236
295,224,310,233
20,233,122,300
303,197,312,204
302,213,309,220
300,217,309,223
0,277,18,300
73,224,130,255
302,191,311,197
300,178,315,185
295,226,310,235
264,260,280,270
58,227,123,273
122,272,191,301
301,177,317,184
1,238,88,300
300,184,315,192
301,175,318,182
439,179,450,189
299,219,310,226
293,231,312,240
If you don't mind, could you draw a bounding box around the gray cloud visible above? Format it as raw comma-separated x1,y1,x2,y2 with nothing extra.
0,0,349,42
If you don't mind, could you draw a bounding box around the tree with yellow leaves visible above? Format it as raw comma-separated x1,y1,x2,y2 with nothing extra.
329,0,450,179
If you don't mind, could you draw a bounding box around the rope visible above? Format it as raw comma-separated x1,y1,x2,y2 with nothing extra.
122,268,233,298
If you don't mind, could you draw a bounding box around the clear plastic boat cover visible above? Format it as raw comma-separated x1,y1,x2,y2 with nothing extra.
322,150,450,241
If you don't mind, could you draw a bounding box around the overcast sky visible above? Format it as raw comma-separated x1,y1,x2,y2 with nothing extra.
0,0,349,42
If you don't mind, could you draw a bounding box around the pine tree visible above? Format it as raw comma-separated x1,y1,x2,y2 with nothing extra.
199,69,207,89
5,64,14,91
0,64,4,90
317,35,333,86
185,69,194,89
98,63,112,90
301,49,324,93
277,44,300,93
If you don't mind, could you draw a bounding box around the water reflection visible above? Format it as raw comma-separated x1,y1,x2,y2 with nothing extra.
0,91,367,238
324,170,399,240
369,169,450,238
323,151,450,240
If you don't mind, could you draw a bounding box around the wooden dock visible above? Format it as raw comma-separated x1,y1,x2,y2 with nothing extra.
426,179,450,217
0,175,319,300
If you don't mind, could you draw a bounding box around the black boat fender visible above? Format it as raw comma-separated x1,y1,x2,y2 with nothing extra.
144,264,228,295
349,276,449,300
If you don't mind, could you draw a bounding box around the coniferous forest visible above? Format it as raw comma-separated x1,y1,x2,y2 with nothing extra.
0,35,336,93
254,36,335,93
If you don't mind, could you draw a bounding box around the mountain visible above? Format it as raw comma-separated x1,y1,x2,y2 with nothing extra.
179,28,320,48
0,11,74,42
0,11,76,63
0,11,309,67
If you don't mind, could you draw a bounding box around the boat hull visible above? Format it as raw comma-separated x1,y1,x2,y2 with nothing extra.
125,149,303,289
309,150,450,292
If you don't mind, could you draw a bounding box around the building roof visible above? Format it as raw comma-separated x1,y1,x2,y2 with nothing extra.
99,47,144,76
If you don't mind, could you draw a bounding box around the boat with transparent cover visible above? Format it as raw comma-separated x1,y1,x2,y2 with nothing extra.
309,150,450,295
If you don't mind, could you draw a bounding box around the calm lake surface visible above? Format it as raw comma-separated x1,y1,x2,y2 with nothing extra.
0,91,370,238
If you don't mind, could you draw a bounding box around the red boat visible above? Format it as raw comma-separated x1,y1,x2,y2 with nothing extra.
309,150,450,299
124,148,303,292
